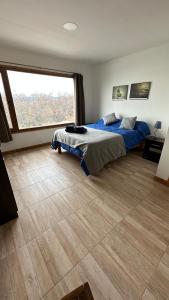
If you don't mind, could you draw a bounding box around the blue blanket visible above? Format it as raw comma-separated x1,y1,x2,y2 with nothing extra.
86,119,150,151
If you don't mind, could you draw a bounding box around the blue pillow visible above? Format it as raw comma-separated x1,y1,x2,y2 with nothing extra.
134,121,150,136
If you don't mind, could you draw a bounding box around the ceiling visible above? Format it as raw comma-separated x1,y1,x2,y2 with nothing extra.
0,0,169,63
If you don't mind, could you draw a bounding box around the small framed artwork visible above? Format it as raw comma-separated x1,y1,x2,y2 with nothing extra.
112,85,128,101
129,82,151,100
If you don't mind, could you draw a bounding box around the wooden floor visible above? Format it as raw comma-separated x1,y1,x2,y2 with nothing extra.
1,146,169,300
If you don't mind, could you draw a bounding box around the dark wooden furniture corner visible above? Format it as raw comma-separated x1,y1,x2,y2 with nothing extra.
143,135,164,163
61,282,94,300
0,150,18,225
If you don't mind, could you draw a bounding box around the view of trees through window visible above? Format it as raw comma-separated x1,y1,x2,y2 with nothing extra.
7,71,75,129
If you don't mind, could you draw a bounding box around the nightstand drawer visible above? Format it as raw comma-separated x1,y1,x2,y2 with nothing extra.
149,143,163,149
149,147,161,153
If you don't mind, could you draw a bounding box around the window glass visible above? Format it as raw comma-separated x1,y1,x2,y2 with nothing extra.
7,71,75,129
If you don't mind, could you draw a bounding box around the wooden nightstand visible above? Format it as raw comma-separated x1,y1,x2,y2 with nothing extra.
143,136,164,163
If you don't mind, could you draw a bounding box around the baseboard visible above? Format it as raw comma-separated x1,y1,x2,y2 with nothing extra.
2,142,51,155
154,176,169,187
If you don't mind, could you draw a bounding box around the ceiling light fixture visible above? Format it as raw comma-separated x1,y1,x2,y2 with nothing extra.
63,22,78,31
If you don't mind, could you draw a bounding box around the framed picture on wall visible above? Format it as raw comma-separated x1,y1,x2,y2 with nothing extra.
129,82,151,100
112,85,128,101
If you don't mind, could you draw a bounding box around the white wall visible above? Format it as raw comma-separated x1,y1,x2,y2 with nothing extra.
93,43,169,137
2,42,169,153
0,45,94,152
156,128,169,180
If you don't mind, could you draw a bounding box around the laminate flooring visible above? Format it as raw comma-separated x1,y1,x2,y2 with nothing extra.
1,146,169,300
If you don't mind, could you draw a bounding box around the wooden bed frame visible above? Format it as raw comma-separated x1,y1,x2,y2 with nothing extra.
57,144,62,154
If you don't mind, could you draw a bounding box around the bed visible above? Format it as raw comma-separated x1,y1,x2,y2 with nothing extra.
51,119,150,175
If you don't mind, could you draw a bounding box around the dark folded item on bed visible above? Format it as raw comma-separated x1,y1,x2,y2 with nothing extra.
65,125,87,134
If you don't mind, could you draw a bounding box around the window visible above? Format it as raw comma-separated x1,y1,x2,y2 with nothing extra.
0,66,75,132
0,73,12,128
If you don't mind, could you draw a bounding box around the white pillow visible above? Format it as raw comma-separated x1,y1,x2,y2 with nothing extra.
120,116,137,130
115,112,122,120
103,113,117,125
